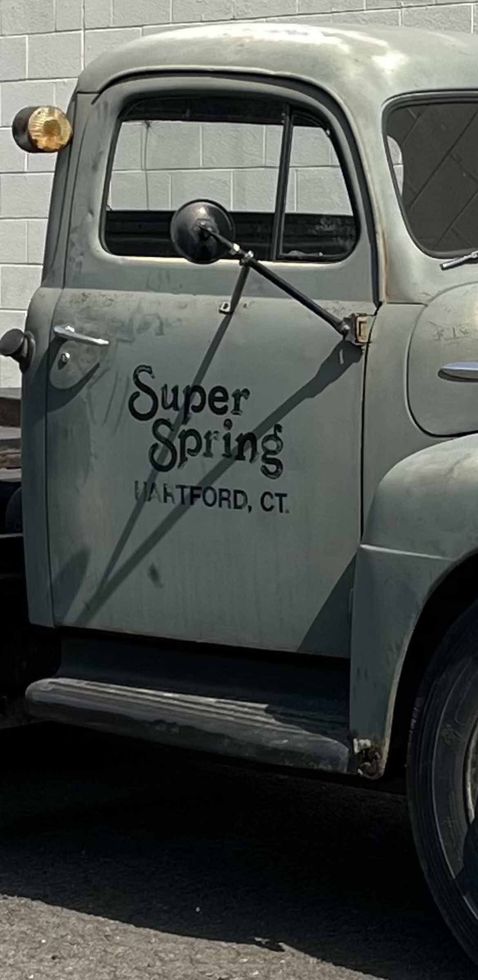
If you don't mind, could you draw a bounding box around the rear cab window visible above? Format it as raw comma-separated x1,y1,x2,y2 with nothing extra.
385,99,478,257
103,95,358,263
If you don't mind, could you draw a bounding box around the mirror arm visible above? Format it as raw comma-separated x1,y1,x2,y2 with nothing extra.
244,254,348,337
199,223,364,345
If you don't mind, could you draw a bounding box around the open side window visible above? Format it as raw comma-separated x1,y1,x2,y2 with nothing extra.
103,95,358,263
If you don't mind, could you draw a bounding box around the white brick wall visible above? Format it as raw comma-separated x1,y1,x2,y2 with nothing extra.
0,0,475,384
110,118,346,212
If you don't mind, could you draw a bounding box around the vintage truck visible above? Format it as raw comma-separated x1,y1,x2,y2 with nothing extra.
3,19,478,964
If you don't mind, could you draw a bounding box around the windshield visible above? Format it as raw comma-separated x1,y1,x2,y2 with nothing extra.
385,99,478,257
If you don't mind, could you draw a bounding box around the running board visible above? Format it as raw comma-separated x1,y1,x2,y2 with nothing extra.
26,676,352,774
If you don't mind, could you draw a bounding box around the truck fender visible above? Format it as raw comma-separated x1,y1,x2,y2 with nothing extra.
350,434,478,775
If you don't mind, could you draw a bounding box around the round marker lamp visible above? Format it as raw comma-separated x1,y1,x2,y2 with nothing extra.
12,105,73,153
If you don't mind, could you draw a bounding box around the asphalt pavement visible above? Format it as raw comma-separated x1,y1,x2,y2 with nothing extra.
0,724,474,980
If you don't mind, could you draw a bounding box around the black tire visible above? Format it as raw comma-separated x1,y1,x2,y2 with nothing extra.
408,599,478,966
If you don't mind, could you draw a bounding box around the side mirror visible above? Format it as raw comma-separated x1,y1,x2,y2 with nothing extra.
170,199,365,346
170,200,236,264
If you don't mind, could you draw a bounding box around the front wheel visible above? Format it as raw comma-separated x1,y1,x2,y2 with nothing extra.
408,600,478,966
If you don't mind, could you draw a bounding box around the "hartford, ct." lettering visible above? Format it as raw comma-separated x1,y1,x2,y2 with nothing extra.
134,481,289,514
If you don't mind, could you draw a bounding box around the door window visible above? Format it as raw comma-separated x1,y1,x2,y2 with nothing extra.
104,96,358,262
282,113,356,260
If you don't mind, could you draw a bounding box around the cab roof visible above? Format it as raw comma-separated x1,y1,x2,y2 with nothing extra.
78,22,478,115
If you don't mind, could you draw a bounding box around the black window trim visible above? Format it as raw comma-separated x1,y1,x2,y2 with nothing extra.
103,89,361,265
383,90,478,261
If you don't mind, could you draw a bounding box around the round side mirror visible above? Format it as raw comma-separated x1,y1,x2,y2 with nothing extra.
170,199,236,264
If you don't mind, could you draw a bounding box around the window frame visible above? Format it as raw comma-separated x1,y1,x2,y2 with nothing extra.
102,91,360,264
383,91,478,260
63,72,378,307
278,107,358,262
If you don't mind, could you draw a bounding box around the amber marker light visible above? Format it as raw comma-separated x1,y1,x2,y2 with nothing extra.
12,105,73,153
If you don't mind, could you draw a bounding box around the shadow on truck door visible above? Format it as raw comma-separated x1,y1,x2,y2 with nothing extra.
73,337,359,632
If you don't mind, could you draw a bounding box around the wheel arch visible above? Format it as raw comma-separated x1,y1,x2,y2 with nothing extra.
388,550,478,773
350,435,478,778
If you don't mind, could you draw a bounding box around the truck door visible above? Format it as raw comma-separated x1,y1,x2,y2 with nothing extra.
44,77,376,656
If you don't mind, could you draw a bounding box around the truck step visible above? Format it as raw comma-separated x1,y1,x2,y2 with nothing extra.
25,675,352,773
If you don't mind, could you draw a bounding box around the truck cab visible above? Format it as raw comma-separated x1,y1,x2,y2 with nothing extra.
5,21,478,965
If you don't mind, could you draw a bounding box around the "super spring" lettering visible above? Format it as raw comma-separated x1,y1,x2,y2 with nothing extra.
128,365,284,480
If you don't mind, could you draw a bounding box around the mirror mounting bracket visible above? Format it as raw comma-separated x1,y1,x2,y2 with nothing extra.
170,201,370,347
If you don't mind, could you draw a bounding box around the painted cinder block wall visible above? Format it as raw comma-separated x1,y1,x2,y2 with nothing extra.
0,0,475,384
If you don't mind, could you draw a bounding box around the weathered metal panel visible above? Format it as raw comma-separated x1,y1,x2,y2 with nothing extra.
408,283,478,436
351,543,448,771
40,68,377,655
71,25,478,309
47,287,365,653
20,21,478,769
78,24,478,114
362,303,434,519
351,435,478,770
22,286,62,628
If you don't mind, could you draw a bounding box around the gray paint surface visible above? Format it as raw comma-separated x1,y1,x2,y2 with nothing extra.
22,22,478,767
408,285,478,436
1,3,477,390
79,22,478,101
43,66,375,655
47,291,367,653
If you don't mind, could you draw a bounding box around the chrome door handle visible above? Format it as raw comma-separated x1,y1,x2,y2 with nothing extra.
53,324,109,348
440,362,478,381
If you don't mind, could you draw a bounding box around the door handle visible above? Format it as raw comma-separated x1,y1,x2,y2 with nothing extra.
53,324,109,348
440,362,478,381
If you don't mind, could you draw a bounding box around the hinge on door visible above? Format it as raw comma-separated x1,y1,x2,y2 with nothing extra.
342,313,372,347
